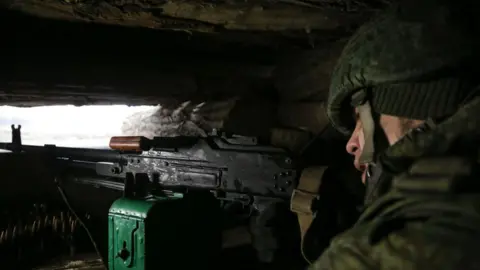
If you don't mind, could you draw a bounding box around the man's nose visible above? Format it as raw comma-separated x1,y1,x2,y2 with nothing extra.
346,133,360,156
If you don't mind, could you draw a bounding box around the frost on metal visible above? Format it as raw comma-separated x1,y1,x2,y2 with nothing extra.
121,99,237,138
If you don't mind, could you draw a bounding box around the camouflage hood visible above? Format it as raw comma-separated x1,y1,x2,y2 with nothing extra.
378,95,480,175
327,0,480,136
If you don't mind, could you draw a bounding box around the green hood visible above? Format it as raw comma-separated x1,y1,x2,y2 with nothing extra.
327,0,480,136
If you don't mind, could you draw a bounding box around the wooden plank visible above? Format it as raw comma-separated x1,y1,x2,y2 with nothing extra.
2,1,368,33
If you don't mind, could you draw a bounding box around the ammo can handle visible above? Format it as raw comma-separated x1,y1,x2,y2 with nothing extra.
109,136,151,152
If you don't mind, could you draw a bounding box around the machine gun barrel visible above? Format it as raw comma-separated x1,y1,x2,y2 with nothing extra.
0,143,124,164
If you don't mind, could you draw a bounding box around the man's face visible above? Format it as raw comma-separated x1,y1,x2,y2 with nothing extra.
346,108,424,183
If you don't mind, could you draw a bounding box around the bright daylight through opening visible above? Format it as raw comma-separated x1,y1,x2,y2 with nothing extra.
0,105,154,148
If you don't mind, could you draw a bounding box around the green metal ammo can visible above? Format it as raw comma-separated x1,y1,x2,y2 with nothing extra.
108,194,221,270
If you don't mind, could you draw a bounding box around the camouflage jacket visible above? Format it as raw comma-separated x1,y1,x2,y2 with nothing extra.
310,97,480,270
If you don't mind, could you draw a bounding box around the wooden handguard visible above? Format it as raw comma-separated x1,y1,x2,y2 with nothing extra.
109,136,151,152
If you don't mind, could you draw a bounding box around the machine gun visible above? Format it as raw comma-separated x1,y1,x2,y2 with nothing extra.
1,126,298,209
1,125,325,268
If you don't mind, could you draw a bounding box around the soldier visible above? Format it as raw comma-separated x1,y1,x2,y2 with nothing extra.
310,0,480,269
